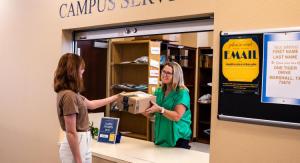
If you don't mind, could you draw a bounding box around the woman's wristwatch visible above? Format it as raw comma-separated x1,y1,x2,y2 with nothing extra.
160,107,165,114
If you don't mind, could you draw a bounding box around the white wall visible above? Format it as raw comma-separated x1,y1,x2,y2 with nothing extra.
0,1,61,162
0,0,214,162
2,0,300,162
197,31,213,47
210,0,300,162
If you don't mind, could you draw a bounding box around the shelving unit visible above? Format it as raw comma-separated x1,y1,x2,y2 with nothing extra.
109,40,207,142
109,40,161,141
197,47,213,144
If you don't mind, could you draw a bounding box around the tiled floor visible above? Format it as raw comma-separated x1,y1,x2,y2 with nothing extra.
190,142,210,153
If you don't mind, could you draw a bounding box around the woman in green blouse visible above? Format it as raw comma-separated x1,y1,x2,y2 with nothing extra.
145,62,192,149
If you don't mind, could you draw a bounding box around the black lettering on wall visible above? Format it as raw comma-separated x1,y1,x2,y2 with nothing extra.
97,0,106,12
89,0,96,14
121,0,129,8
59,0,175,18
159,0,175,2
77,0,88,15
108,0,115,10
131,0,141,7
59,4,68,18
67,3,75,17
143,0,154,5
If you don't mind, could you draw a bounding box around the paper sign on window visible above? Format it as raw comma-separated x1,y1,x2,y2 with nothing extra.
151,47,160,55
149,70,159,77
150,59,159,68
149,77,158,85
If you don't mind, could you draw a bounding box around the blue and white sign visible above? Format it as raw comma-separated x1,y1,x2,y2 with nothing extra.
262,32,300,105
98,117,119,144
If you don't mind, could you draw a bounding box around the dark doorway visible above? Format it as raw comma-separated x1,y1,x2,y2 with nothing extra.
77,40,108,113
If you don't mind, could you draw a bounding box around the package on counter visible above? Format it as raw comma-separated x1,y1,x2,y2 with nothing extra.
116,91,156,114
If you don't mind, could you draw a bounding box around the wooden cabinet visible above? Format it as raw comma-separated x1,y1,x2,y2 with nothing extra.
197,47,213,144
109,40,161,141
92,156,118,163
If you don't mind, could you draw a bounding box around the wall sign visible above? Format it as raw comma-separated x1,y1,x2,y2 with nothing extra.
59,0,175,18
151,47,161,55
149,77,158,84
261,32,300,105
220,35,261,94
150,59,159,68
149,69,159,77
218,29,300,129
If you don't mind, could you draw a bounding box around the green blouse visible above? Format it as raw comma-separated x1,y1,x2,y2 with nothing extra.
153,87,192,147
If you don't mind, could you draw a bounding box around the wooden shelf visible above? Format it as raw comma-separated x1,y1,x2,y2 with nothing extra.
110,40,161,141
198,101,211,105
182,66,194,69
199,84,211,88
112,40,151,45
198,121,210,125
112,63,148,66
197,47,213,144
163,43,196,50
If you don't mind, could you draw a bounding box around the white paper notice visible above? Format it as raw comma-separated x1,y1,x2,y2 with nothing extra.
150,59,159,68
261,32,300,105
265,41,300,100
149,70,159,77
151,47,160,55
149,78,158,85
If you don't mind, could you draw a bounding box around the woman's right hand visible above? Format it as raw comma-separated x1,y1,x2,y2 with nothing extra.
145,101,161,114
115,91,126,101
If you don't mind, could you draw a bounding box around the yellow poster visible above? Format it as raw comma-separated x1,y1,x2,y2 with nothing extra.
222,38,259,82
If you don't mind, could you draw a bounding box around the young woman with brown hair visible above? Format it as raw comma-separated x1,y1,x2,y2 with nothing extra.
54,53,119,163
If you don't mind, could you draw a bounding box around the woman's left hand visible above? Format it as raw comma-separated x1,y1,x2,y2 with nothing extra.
145,101,161,114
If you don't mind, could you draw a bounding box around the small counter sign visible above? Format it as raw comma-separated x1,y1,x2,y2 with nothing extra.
98,117,120,144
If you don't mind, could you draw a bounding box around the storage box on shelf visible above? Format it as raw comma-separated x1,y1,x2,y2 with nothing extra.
110,40,161,141
197,47,213,144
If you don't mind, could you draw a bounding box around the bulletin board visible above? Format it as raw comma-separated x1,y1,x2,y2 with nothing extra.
218,29,300,128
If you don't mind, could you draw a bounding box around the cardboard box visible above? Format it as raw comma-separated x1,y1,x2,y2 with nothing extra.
116,91,156,114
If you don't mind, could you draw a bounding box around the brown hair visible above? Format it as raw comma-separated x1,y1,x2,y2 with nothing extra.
54,53,85,93
161,62,187,92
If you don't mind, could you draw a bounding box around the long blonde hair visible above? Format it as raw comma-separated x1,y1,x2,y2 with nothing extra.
161,62,187,91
